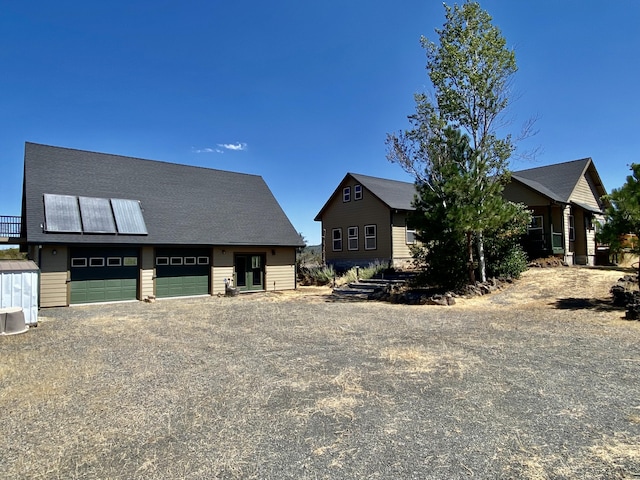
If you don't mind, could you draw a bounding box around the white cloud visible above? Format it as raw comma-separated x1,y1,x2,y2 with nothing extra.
191,147,213,153
217,142,247,151
191,142,247,154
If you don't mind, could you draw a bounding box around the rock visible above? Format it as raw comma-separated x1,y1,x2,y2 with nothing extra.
626,304,640,320
426,295,448,306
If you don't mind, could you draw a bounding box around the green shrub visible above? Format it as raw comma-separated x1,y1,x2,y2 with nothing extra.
298,265,336,286
486,244,528,279
0,248,26,260
338,261,386,285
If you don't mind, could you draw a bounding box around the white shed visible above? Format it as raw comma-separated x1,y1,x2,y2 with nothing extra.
0,260,39,326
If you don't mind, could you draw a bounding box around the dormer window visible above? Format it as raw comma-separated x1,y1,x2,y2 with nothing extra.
354,184,362,200
343,187,351,202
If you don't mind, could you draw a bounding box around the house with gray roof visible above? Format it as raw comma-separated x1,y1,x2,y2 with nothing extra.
13,142,304,306
316,159,607,270
314,173,417,270
504,158,607,265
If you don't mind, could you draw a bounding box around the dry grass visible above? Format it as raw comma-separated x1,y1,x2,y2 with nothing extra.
1,266,640,479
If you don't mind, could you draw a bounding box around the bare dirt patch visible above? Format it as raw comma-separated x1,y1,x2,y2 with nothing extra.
1,266,639,479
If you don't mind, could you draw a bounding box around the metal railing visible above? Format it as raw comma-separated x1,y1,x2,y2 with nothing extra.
0,216,22,237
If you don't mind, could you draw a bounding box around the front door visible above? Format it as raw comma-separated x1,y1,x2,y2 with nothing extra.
235,254,265,291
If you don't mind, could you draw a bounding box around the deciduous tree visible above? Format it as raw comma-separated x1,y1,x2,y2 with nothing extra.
387,1,526,283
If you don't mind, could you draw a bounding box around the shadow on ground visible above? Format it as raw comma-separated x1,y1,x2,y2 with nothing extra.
552,297,622,312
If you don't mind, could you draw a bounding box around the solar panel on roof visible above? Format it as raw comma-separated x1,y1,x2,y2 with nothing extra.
111,198,148,235
43,194,82,233
78,196,117,233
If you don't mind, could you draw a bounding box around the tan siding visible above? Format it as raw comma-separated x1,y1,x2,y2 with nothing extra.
266,264,296,290
503,182,551,206
212,247,234,294
39,245,69,307
40,272,68,307
570,174,601,209
320,179,394,267
391,211,413,267
265,247,297,291
212,266,234,295
140,246,154,299
212,246,297,293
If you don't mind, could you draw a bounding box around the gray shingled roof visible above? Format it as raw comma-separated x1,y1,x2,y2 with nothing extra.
316,159,606,222
22,143,304,247
349,173,417,210
511,158,595,202
314,173,417,220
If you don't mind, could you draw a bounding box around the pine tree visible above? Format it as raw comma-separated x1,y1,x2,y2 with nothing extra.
387,2,525,284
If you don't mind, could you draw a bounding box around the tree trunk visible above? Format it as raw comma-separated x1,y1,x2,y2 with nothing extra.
467,231,476,284
477,231,487,283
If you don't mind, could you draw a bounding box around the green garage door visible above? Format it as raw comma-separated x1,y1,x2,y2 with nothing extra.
155,248,210,298
70,247,139,304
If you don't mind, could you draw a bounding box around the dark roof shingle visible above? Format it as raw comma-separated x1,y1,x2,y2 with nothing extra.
23,143,304,246
511,158,592,202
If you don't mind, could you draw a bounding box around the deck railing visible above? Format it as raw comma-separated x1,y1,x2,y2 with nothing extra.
0,216,22,237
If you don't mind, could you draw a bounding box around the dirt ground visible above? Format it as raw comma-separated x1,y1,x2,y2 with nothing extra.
1,266,640,479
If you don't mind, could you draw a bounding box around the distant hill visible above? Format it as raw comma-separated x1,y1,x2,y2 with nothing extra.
303,244,321,255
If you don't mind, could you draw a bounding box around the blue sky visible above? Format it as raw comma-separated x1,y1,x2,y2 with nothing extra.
1,1,638,246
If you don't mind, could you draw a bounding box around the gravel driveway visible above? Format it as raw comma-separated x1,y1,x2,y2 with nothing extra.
1,267,639,479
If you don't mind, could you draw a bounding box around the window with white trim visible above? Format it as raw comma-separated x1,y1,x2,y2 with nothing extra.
170,257,183,265
365,224,377,250
184,257,196,265
568,215,575,241
123,257,138,266
107,257,122,267
343,187,351,202
332,228,343,251
89,257,105,267
71,258,87,268
348,226,358,250
354,184,362,200
406,227,417,244
156,257,169,266
197,256,209,265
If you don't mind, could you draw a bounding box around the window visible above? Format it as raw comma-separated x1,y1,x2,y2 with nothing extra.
71,258,87,268
528,215,544,234
170,257,183,265
89,257,105,267
354,184,362,200
184,257,197,265
348,226,358,250
406,227,417,244
332,228,343,251
123,257,138,266
107,257,122,267
197,256,209,265
365,224,377,250
343,187,351,202
568,215,575,241
156,257,169,266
